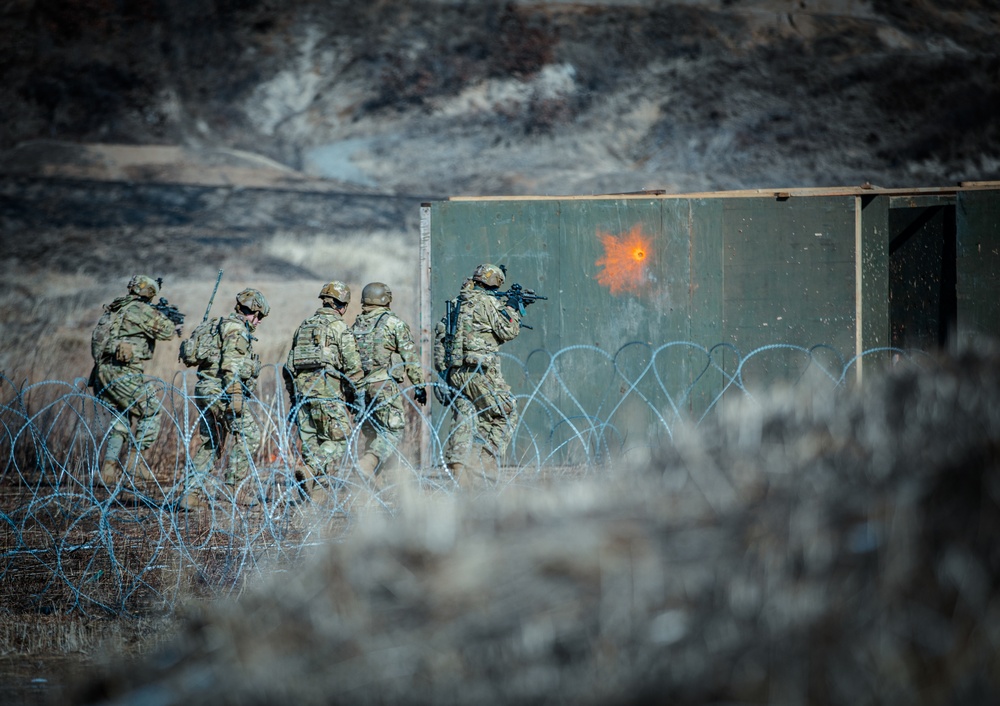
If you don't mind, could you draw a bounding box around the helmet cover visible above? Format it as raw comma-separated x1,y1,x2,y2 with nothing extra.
127,274,159,299
472,263,505,288
319,280,351,305
235,288,270,317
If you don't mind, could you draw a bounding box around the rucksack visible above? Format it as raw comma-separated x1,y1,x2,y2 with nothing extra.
91,299,128,362
179,317,223,368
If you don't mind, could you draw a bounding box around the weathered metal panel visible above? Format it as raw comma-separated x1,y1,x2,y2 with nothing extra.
426,186,1000,461
717,195,858,391
956,190,1000,343
889,204,956,350
859,195,890,367
889,194,957,209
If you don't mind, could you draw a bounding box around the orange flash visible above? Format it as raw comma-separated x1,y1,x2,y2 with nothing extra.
595,224,652,295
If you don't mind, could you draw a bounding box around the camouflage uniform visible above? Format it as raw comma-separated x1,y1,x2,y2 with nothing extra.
190,291,267,494
286,285,363,495
91,276,178,487
352,283,426,475
441,268,521,478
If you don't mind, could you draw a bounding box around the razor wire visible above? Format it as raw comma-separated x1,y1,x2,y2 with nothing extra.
0,342,932,617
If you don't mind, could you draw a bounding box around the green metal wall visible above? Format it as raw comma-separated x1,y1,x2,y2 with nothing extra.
427,194,862,425
957,190,1000,344
424,186,999,457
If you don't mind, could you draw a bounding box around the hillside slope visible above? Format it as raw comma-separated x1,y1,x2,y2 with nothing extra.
2,0,998,196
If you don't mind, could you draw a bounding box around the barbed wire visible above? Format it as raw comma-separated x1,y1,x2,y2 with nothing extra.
0,342,931,617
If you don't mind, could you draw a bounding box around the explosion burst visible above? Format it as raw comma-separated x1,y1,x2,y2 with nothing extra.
595,224,653,295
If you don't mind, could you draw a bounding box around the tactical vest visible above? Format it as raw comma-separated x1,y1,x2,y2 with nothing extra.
353,312,391,375
179,317,223,369
289,315,341,374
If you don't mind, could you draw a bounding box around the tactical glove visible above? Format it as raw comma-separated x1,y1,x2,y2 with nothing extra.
414,386,428,405
227,382,244,416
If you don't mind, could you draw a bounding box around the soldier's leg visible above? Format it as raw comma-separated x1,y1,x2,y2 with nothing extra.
124,381,163,485
225,411,261,486
97,367,136,485
132,381,163,450
295,401,324,497
191,402,227,475
481,368,519,459
461,366,517,487
361,382,405,477
443,369,477,468
178,391,226,510
312,398,352,500
101,420,129,486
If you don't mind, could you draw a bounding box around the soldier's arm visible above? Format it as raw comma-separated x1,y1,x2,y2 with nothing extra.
139,303,179,341
218,321,253,386
486,298,521,342
338,327,364,384
394,319,425,385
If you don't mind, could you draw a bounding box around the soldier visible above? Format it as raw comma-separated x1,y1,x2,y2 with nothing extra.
439,263,525,487
90,274,181,492
184,288,269,508
284,281,363,503
351,282,427,480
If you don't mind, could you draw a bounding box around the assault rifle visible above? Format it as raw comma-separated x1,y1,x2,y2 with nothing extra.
153,278,186,327
435,299,461,405
489,282,547,329
443,299,460,370
199,269,225,325
178,269,224,366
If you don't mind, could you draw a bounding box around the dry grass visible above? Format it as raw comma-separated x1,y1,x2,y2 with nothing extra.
0,215,419,700
0,227,418,384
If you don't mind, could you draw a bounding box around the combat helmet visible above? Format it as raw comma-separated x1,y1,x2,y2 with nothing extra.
361,282,392,307
472,263,505,289
127,274,159,300
235,288,270,317
319,280,351,306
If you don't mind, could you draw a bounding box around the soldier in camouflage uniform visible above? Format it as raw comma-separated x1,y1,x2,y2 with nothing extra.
90,274,181,491
185,288,269,507
351,282,427,480
438,264,523,487
285,281,363,502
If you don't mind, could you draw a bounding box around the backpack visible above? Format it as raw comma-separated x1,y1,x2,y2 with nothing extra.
91,299,128,362
179,317,223,368
289,316,338,373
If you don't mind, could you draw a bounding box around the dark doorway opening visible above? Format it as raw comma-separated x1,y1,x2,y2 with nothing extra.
888,205,957,350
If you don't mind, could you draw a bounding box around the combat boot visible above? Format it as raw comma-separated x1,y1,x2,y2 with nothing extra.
357,452,380,480
100,459,120,488
478,447,500,482
232,483,261,508
447,461,469,489
309,476,341,508
175,490,210,512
